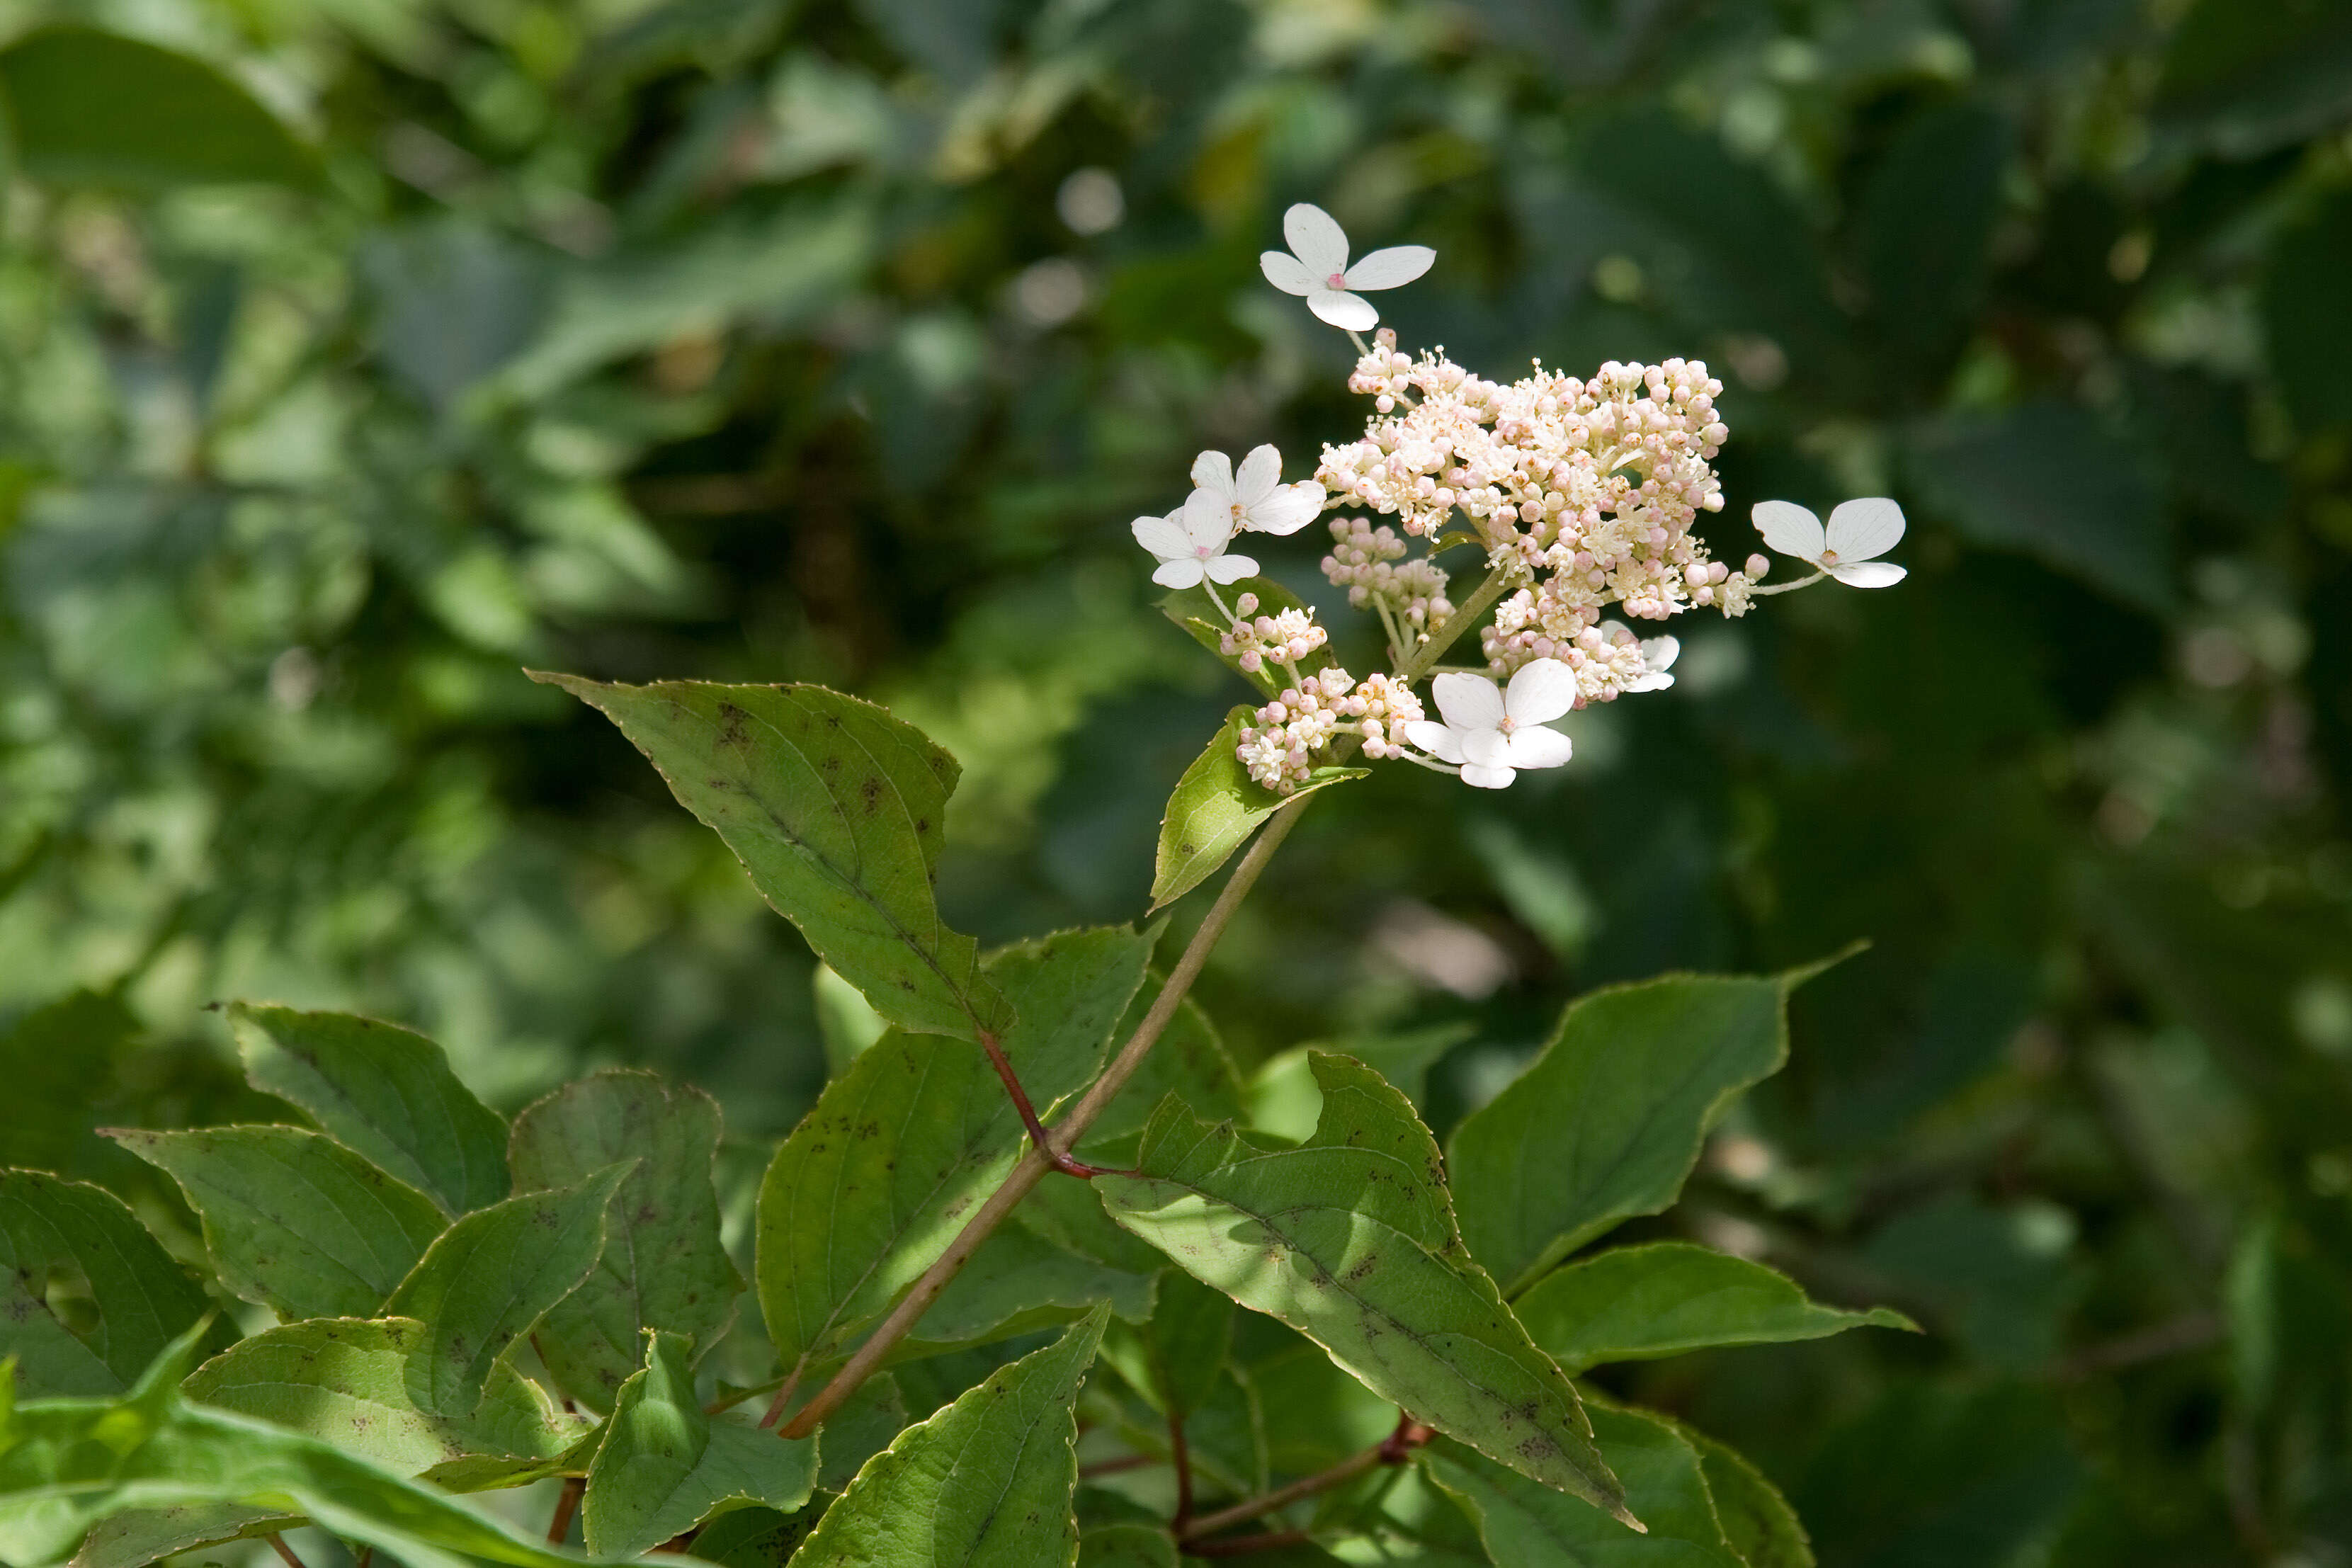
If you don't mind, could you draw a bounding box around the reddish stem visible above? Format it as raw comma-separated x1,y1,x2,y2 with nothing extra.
1170,1409,1195,1532
977,1028,1120,1178
546,1475,584,1545
1181,1529,1314,1557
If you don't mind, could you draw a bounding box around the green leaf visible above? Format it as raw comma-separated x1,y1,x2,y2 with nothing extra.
182,1317,588,1485
0,1170,211,1397
229,1004,511,1217
2155,0,2352,157
1099,1268,1232,1422
1425,1403,1744,1567
1248,1024,1471,1140
69,1503,299,1568
815,1373,907,1494
581,1331,817,1558
0,991,139,1176
1903,402,2170,611
790,1307,1107,1567
2261,189,2352,432
0,1385,635,1568
0,28,317,191
531,674,1015,1041
1156,576,1336,698
1152,708,1365,910
756,926,1152,1390
509,1071,744,1412
1856,103,2009,373
384,1164,632,1416
1096,1054,1632,1525
1513,1242,1915,1374
1448,965,1824,1295
105,1126,448,1321
1080,1523,1178,1567
1681,1427,1814,1568
907,1223,1156,1359
691,1504,824,1566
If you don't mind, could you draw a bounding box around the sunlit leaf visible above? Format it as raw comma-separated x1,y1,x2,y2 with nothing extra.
183,1317,587,1487
790,1307,1106,1567
1096,1054,1632,1523
1152,708,1363,910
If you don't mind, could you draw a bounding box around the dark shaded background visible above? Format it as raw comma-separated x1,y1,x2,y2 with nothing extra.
3,0,2351,1560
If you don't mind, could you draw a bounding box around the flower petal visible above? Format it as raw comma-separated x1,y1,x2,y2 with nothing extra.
1282,203,1350,277
1829,560,1907,588
1503,657,1578,726
1460,761,1517,790
1404,720,1463,764
1431,671,1504,732
1234,444,1282,506
1460,729,1513,771
1244,482,1324,536
1341,244,1435,290
1181,487,1237,549
1204,552,1259,584
1825,497,1906,562
1307,288,1380,331
1751,499,1826,560
1259,251,1318,295
1505,725,1574,770
1131,512,1188,560
1154,558,1205,589
1190,448,1236,499
1639,635,1680,674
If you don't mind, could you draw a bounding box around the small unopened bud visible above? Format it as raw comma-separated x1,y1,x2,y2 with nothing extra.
1745,554,1770,578
1236,592,1259,615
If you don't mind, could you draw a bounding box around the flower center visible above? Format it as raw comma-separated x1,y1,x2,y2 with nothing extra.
1326,271,1348,289
1497,716,1516,734
1819,549,1839,564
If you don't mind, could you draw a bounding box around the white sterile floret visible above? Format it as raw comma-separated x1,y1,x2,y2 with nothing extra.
1751,497,1908,587
1259,203,1435,331
1132,504,1258,589
1625,635,1679,693
1190,445,1324,537
1403,659,1578,790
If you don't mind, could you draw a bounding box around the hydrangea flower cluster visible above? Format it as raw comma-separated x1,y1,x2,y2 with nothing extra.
1130,203,1911,791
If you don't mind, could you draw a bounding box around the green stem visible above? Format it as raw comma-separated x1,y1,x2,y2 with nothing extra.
1398,566,1514,683
779,797,1316,1438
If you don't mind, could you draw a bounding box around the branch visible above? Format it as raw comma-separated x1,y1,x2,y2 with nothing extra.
778,797,1315,1438
1178,1415,1431,1540
545,1475,584,1545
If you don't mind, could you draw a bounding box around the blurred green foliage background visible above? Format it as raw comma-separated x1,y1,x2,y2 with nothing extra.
2,0,2350,1560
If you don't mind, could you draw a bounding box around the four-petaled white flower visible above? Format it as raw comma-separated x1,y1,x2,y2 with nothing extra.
1626,635,1680,693
1190,445,1324,537
1132,504,1258,589
1752,498,1908,587
1259,203,1435,331
1404,659,1577,790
